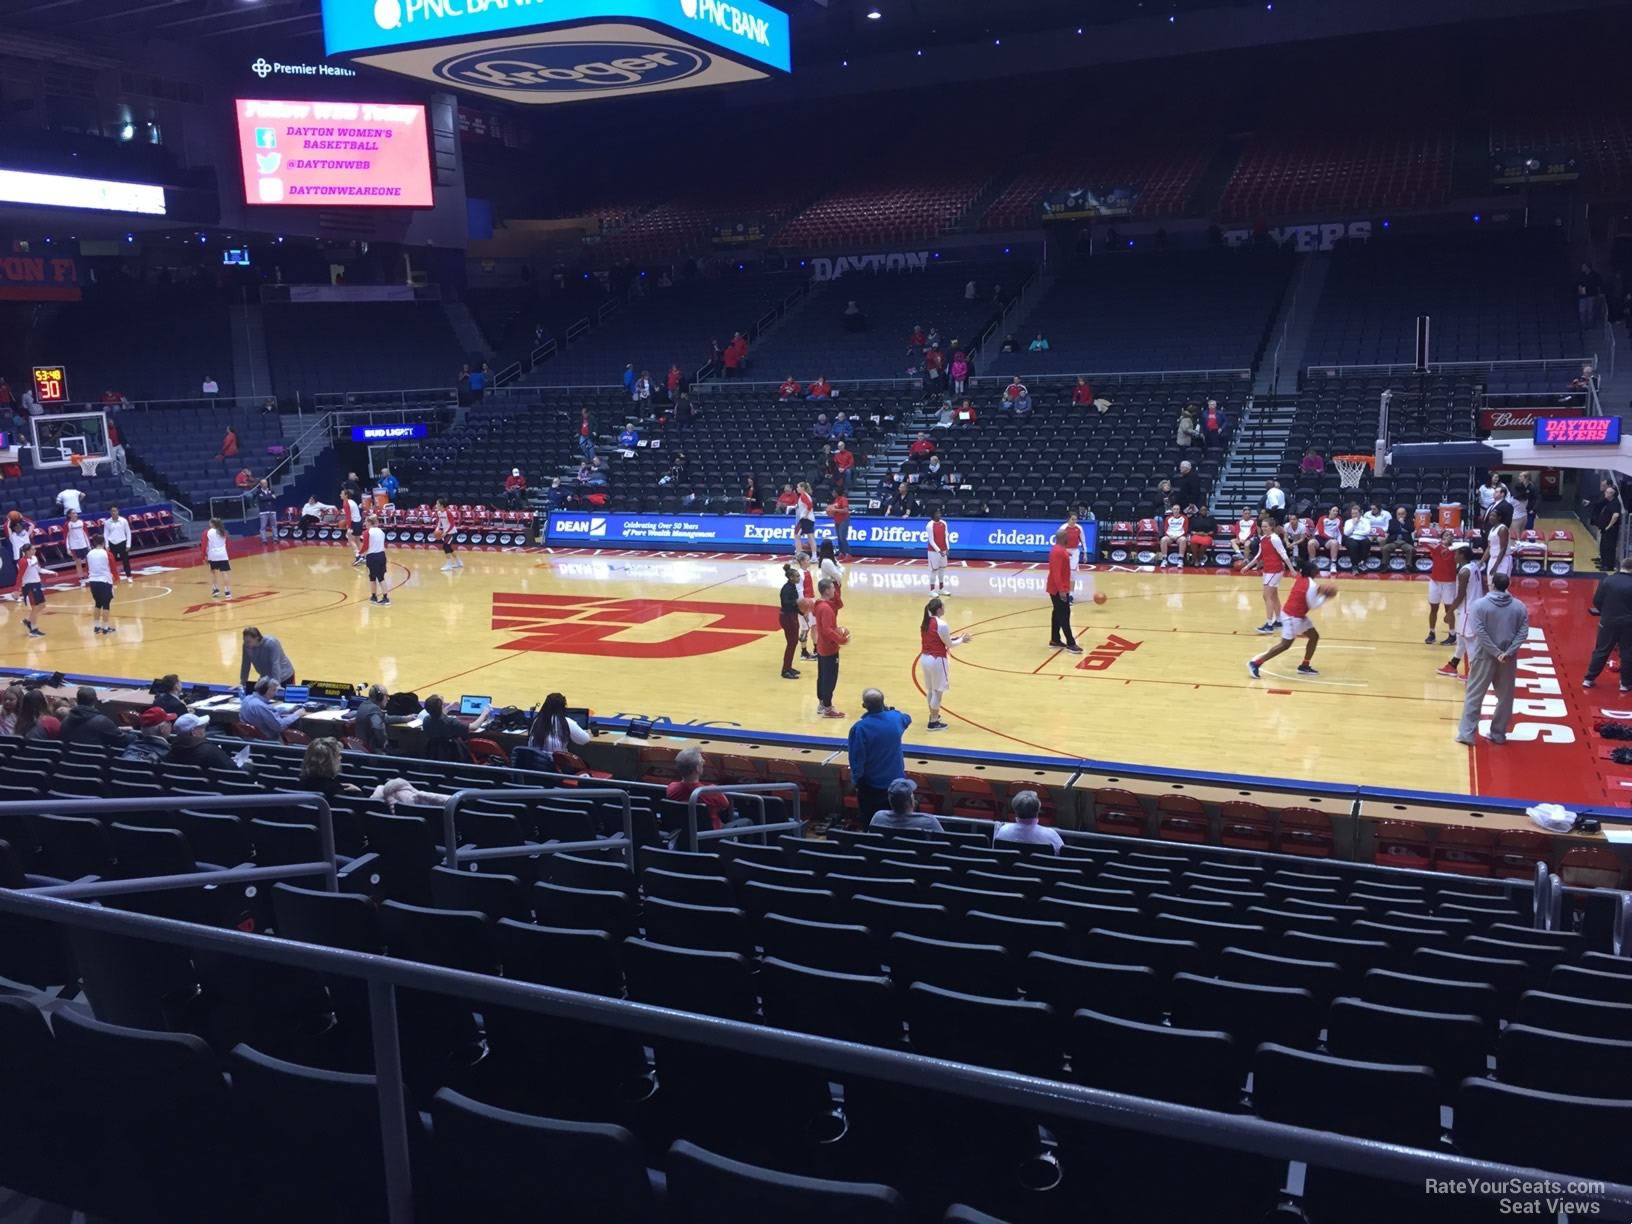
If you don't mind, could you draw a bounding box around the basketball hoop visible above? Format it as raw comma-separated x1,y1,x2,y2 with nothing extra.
1334,454,1375,490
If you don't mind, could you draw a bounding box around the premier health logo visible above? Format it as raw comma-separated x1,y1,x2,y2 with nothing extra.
252,57,273,78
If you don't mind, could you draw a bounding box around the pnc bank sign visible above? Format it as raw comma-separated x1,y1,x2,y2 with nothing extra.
321,0,788,104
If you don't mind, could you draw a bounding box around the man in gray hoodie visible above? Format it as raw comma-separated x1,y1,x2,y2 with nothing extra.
1457,572,1531,745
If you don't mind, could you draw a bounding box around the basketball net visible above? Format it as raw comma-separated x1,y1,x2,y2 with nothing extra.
1334,454,1374,490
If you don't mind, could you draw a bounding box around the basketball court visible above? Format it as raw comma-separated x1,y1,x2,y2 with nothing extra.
3,532,1620,807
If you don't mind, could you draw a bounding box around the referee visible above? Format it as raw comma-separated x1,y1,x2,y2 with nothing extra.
1584,557,1632,692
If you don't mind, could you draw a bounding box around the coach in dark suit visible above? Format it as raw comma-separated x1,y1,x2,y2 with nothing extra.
1584,558,1632,692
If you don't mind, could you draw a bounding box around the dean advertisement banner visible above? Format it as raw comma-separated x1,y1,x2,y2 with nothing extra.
546,513,1097,559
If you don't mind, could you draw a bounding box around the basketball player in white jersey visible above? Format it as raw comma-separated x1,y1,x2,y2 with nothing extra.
362,515,391,606
1241,513,1290,632
85,534,116,634
919,596,972,730
434,499,463,572
927,507,951,596
204,517,233,599
1484,501,1514,583
1059,509,1085,600
1437,542,1483,679
63,510,90,583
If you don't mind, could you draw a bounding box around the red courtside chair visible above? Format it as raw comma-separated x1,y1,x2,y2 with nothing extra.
1559,846,1626,890
1492,830,1552,880
1370,821,1431,871
1155,794,1210,844
1219,800,1273,852
906,773,943,815
1277,807,1335,858
1432,827,1497,877
466,738,509,767
1092,788,1148,838
949,776,1002,823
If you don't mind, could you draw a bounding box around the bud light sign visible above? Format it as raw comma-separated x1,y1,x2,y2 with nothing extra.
350,423,427,441
545,513,1097,560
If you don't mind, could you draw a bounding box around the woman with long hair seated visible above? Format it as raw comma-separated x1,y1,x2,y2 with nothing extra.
528,692,590,755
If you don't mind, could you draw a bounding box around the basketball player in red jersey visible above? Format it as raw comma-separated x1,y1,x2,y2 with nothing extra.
1059,509,1085,602
919,596,972,730
1425,528,1459,644
927,507,951,597
1241,513,1290,633
796,552,817,661
1248,557,1336,677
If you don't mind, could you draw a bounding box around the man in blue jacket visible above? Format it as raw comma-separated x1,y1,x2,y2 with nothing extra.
847,687,912,823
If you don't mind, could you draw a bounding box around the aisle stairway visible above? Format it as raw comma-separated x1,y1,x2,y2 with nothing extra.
1211,393,1297,517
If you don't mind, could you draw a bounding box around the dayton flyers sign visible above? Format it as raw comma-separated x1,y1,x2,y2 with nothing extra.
1479,404,1584,432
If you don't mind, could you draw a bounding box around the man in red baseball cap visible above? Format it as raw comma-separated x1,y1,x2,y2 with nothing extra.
122,706,176,763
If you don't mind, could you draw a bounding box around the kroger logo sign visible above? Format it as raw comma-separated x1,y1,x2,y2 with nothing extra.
432,43,707,91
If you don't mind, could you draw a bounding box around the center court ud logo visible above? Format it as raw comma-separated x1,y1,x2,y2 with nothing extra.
431,43,708,92
491,592,779,657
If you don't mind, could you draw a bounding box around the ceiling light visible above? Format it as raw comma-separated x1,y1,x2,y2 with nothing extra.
866,7,881,17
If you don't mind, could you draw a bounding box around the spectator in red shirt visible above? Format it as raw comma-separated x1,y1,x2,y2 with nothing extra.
503,468,527,509
776,483,799,513
806,377,832,400
778,376,802,401
1003,376,1027,405
1071,376,1095,407
908,324,926,349
665,747,749,831
956,399,977,426
829,491,852,557
908,432,936,460
216,426,239,468
666,365,682,400
832,440,855,476
724,332,749,377
1047,531,1082,653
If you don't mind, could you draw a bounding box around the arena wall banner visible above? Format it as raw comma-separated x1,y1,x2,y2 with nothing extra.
546,513,1097,560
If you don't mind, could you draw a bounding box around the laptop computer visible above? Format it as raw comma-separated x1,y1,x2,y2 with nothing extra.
458,695,493,718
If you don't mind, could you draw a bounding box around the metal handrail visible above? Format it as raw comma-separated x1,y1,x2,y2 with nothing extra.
696,367,1252,392
440,786,634,870
262,411,334,488
1548,870,1564,932
1616,893,1632,955
0,886,1628,1224
0,792,339,892
1307,356,1594,378
682,781,802,852
1533,860,1551,929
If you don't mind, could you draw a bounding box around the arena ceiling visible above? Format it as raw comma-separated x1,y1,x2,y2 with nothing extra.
3,0,1624,66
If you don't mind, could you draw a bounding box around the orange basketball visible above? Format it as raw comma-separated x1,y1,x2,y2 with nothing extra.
797,597,813,615
1092,591,1108,605
1319,583,1340,598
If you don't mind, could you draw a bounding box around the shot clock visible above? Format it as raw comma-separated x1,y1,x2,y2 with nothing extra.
31,365,67,405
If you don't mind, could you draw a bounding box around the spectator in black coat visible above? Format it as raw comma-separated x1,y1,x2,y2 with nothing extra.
60,687,129,749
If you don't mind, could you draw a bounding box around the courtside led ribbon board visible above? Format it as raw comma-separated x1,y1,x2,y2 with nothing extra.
546,512,1098,560
235,99,433,207
0,168,165,216
323,0,789,72
1534,416,1621,446
350,423,427,441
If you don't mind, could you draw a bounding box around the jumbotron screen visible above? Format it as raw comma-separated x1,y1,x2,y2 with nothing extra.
234,98,433,207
